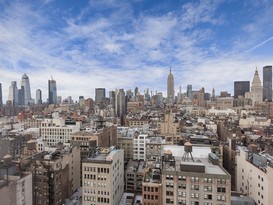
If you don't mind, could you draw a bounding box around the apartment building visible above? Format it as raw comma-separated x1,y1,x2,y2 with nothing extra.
161,144,231,205
145,136,166,160
158,110,179,135
142,162,162,205
71,126,117,160
236,146,273,205
20,146,80,205
0,155,33,205
40,119,81,146
133,134,148,160
117,127,136,161
125,159,145,193
82,147,124,205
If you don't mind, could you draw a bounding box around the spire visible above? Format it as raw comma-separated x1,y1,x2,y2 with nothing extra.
252,67,262,87
170,67,172,74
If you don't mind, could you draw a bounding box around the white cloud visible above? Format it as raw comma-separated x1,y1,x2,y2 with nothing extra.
0,0,272,104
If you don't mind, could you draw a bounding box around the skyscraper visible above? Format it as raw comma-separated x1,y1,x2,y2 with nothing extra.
187,84,192,99
134,86,138,97
250,68,263,105
115,89,126,117
48,78,57,104
36,89,42,104
263,65,272,101
18,86,25,105
234,81,250,99
21,73,32,105
8,81,18,106
95,88,106,104
167,68,174,105
0,83,3,107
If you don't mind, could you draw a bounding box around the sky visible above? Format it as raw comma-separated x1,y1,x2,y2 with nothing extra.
0,0,273,102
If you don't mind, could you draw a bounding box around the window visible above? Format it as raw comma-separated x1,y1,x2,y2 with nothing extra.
204,194,212,200
217,187,226,193
191,177,199,183
204,186,212,192
178,184,186,189
191,193,199,199
191,185,199,190
204,178,212,183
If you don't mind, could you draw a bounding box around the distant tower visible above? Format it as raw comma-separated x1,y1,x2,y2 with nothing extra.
48,77,57,104
134,87,138,97
263,65,272,101
187,85,192,99
8,81,18,106
36,89,42,104
212,88,215,101
251,67,263,105
115,89,126,117
18,86,25,105
95,88,106,104
234,81,250,99
0,83,3,107
21,73,32,105
167,68,174,105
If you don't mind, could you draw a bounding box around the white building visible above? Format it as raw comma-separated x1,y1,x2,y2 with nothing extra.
40,119,81,146
133,134,147,160
239,116,271,129
236,147,273,205
82,147,124,205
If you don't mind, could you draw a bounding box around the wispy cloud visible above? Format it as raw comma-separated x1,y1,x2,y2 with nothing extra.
0,0,272,102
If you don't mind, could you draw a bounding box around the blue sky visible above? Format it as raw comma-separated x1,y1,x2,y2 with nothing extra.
0,0,273,102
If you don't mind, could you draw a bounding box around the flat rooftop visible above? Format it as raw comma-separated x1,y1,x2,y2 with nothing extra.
162,145,228,176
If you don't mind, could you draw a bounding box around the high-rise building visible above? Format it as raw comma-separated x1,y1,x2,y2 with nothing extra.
167,68,174,105
21,73,32,105
212,87,215,101
115,89,126,117
263,65,272,101
109,91,115,107
48,78,57,104
8,81,18,106
36,89,42,104
134,86,139,97
82,147,124,205
95,88,106,104
250,68,263,106
18,86,25,105
0,83,3,107
187,84,192,99
234,81,250,99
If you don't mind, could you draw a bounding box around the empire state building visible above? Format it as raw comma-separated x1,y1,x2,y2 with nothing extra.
167,68,174,105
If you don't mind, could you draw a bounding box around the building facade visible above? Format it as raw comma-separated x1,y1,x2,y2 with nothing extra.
234,81,250,99
82,147,124,205
95,88,106,104
8,81,18,106
36,89,42,105
263,65,272,101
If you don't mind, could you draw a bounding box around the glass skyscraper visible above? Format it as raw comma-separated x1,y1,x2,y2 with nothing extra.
234,81,250,99
263,65,272,101
48,78,57,104
21,73,32,105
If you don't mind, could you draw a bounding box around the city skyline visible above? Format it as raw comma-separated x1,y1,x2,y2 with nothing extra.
0,0,273,101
